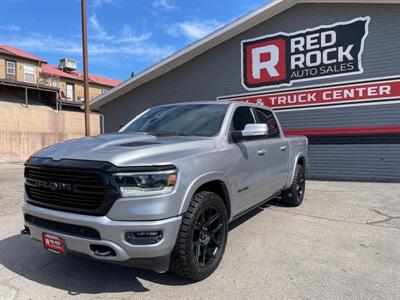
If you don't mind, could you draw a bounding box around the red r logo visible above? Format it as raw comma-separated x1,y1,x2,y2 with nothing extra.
243,37,287,88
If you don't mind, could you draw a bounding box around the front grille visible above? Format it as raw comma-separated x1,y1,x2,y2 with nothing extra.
25,160,120,216
24,214,101,240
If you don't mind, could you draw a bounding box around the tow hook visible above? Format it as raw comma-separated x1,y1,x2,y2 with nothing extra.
20,226,30,235
90,244,116,257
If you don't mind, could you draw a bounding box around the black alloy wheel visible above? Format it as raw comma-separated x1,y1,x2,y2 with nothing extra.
192,206,225,267
295,171,305,200
170,191,228,281
280,164,306,207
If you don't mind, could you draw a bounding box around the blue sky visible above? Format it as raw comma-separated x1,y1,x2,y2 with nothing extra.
0,0,267,81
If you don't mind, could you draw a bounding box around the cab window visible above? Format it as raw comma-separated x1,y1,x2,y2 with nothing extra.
231,107,255,131
254,108,280,138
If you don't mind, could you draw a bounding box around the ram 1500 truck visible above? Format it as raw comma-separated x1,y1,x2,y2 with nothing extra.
22,101,308,281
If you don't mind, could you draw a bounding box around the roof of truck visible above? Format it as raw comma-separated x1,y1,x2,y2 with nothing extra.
154,100,271,110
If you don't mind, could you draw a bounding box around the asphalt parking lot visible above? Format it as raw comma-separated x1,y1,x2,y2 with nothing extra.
0,162,399,300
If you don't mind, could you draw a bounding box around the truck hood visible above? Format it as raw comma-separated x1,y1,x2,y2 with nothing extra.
34,133,216,166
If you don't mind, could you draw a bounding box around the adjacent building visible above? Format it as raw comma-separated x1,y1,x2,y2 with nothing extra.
0,44,120,108
91,0,400,182
0,44,121,161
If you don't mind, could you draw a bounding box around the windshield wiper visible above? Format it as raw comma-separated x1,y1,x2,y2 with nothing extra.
143,130,180,137
123,130,195,137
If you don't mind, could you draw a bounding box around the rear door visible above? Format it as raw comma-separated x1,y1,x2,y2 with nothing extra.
228,106,269,213
253,108,289,194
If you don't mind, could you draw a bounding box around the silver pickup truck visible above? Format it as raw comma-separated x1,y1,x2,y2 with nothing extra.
22,101,308,281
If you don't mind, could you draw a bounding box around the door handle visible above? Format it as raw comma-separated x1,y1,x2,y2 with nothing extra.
257,149,266,156
280,145,288,151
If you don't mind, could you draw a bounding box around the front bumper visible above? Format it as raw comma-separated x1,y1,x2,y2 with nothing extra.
22,203,182,272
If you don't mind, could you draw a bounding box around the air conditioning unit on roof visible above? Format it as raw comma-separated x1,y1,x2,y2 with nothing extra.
59,58,77,71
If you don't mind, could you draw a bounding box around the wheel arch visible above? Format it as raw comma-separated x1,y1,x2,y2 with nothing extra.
180,173,232,219
297,156,306,168
285,153,308,189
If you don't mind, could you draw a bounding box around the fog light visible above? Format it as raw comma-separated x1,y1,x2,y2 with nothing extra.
125,231,163,245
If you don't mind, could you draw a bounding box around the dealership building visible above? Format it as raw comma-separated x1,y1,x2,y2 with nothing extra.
91,0,400,182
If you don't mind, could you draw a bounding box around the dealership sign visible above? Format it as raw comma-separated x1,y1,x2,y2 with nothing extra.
241,17,370,90
219,77,400,110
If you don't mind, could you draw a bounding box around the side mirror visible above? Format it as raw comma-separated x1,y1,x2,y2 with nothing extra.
242,123,268,137
231,123,268,142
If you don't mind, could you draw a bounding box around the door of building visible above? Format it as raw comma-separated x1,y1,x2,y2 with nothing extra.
66,83,74,101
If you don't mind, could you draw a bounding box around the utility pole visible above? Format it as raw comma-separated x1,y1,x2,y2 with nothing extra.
81,0,90,136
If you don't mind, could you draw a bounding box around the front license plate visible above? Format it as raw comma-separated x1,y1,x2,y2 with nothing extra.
42,233,65,254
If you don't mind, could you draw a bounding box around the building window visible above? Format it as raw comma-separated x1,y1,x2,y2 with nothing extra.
66,83,75,101
24,64,35,83
102,88,108,94
6,60,16,75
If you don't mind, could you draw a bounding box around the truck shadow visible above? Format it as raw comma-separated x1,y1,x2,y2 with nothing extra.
0,200,277,294
0,234,191,294
228,197,287,231
228,201,272,231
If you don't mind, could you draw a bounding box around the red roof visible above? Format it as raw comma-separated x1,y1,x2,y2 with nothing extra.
0,44,121,87
42,64,79,81
42,64,121,87
0,44,46,63
76,71,121,87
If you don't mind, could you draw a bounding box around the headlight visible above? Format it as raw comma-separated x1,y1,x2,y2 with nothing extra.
113,170,177,197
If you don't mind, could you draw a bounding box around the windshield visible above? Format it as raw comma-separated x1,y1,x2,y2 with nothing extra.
121,104,228,137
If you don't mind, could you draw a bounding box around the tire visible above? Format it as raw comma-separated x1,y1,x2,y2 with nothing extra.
280,164,306,207
169,191,228,281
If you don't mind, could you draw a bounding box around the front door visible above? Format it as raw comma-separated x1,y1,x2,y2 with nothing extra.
254,108,289,194
228,107,268,213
